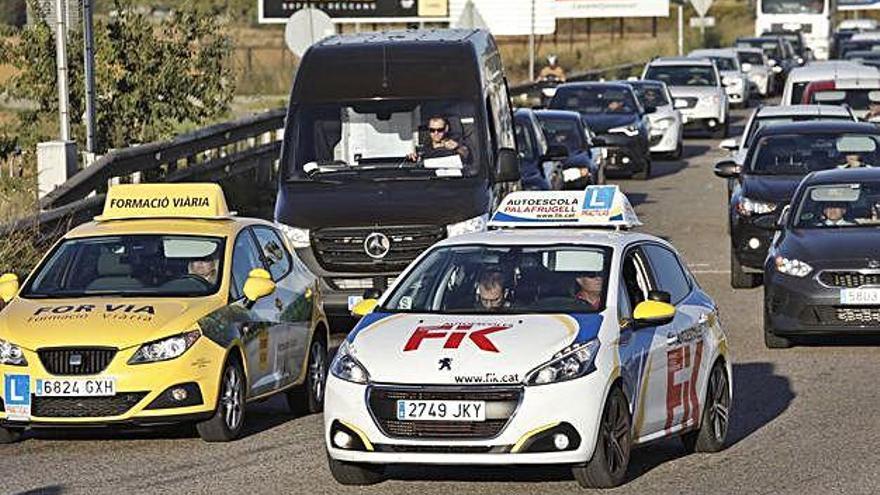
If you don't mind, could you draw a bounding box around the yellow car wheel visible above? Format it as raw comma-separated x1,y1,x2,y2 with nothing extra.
196,358,246,442
0,426,22,444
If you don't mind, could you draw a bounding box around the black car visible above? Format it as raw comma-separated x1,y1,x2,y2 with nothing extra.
534,109,605,188
761,30,809,64
514,108,567,190
714,121,880,289
549,82,652,179
763,167,880,348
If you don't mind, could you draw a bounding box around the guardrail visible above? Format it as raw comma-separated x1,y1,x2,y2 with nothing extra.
7,108,287,244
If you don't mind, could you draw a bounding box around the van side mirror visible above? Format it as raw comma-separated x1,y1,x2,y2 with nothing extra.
0,273,19,303
633,299,676,328
496,148,521,182
543,144,569,161
714,160,741,179
243,268,275,305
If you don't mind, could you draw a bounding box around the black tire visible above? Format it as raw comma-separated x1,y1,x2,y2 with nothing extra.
287,336,328,415
764,308,792,349
572,387,631,489
0,426,22,444
632,158,651,180
327,454,386,486
713,120,729,139
670,141,683,160
730,249,759,289
197,357,246,442
682,362,730,453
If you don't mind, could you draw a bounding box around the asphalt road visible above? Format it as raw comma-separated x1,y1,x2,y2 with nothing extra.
5,106,880,495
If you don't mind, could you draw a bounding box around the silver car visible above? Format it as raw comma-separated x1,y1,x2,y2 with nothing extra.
626,79,684,158
643,57,729,138
689,48,751,108
735,47,774,97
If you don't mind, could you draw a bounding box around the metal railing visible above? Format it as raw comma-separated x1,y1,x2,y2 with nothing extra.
7,108,287,243
508,61,645,104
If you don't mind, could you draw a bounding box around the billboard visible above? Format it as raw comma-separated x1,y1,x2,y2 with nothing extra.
259,0,450,23
449,0,556,36
839,0,880,10
554,0,670,18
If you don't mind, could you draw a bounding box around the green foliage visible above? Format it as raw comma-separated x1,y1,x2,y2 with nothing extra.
0,0,236,155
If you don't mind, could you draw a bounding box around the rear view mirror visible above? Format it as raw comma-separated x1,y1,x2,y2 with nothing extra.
720,138,738,151
813,91,846,103
633,300,676,328
496,148,521,183
869,90,880,104
714,160,741,178
243,268,276,304
0,273,19,303
543,144,569,161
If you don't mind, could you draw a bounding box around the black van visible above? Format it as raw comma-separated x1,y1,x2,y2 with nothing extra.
275,29,520,317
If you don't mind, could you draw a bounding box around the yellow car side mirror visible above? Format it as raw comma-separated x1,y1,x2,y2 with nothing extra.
243,268,275,303
352,299,379,317
632,300,676,328
0,273,20,303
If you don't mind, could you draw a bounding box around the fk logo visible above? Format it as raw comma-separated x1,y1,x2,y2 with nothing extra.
404,323,512,353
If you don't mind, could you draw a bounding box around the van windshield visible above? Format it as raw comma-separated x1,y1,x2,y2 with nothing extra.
287,99,482,181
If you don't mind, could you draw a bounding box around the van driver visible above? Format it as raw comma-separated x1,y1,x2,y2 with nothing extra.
407,116,471,163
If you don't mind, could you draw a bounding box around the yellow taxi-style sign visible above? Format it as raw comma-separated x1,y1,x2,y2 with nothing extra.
96,183,232,221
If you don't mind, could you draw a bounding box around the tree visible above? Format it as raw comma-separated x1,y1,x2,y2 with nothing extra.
0,0,26,28
0,0,235,156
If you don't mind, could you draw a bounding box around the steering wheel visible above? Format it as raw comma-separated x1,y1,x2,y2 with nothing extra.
179,274,213,288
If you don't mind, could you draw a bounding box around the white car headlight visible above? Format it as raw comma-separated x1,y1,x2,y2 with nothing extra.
330,340,370,384
129,330,201,364
277,223,310,249
775,256,813,278
524,340,600,386
0,338,26,366
608,124,640,137
447,214,488,238
737,197,777,216
653,117,674,130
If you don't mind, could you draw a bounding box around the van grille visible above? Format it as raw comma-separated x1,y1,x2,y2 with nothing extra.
312,226,445,273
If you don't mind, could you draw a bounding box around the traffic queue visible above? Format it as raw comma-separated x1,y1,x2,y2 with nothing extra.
1,17,880,490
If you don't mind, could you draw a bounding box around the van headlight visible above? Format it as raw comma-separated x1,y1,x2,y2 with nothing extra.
447,214,488,238
330,341,370,384
524,340,600,386
129,330,201,364
775,256,813,278
608,124,640,137
0,338,27,366
277,223,311,249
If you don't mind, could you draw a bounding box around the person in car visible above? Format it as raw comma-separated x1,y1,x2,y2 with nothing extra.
407,116,470,163
476,270,510,311
574,272,604,310
865,101,880,122
820,202,854,226
606,98,626,113
188,257,219,284
840,153,872,168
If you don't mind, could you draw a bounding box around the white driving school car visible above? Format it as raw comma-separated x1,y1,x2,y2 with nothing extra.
323,187,733,488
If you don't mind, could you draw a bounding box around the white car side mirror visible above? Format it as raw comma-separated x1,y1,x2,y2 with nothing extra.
719,138,738,151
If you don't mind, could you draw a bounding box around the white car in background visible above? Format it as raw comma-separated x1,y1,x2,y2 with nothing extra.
735,47,775,97
781,61,879,106
689,48,751,108
626,79,684,159
643,57,729,138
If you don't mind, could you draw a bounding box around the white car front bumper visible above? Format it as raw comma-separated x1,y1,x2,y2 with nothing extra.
324,373,608,465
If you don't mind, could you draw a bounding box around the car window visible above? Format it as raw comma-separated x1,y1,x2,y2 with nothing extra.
538,117,585,154
253,227,291,282
620,247,653,312
642,245,691,304
515,121,537,161
230,229,265,301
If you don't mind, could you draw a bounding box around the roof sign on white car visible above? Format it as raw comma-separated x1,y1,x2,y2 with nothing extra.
489,185,641,229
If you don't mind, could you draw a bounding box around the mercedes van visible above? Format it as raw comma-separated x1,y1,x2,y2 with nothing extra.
274,29,520,318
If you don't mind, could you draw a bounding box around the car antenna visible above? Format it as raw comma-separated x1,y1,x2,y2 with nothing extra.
382,45,390,90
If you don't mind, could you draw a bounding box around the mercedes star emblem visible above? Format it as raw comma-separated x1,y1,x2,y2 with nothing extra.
364,232,391,259
869,259,880,269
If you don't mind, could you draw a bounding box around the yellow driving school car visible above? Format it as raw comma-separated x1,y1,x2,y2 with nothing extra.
0,183,329,442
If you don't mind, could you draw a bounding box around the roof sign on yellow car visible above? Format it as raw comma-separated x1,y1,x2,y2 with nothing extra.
96,183,232,221
489,185,641,229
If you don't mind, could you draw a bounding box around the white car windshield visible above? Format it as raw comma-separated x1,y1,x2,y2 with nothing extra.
644,65,717,87
381,245,612,314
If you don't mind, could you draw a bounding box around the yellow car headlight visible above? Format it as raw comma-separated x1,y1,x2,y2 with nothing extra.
129,330,201,365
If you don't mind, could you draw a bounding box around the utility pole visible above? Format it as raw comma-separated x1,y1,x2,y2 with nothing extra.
678,4,684,56
528,0,536,81
54,0,71,141
82,0,97,160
